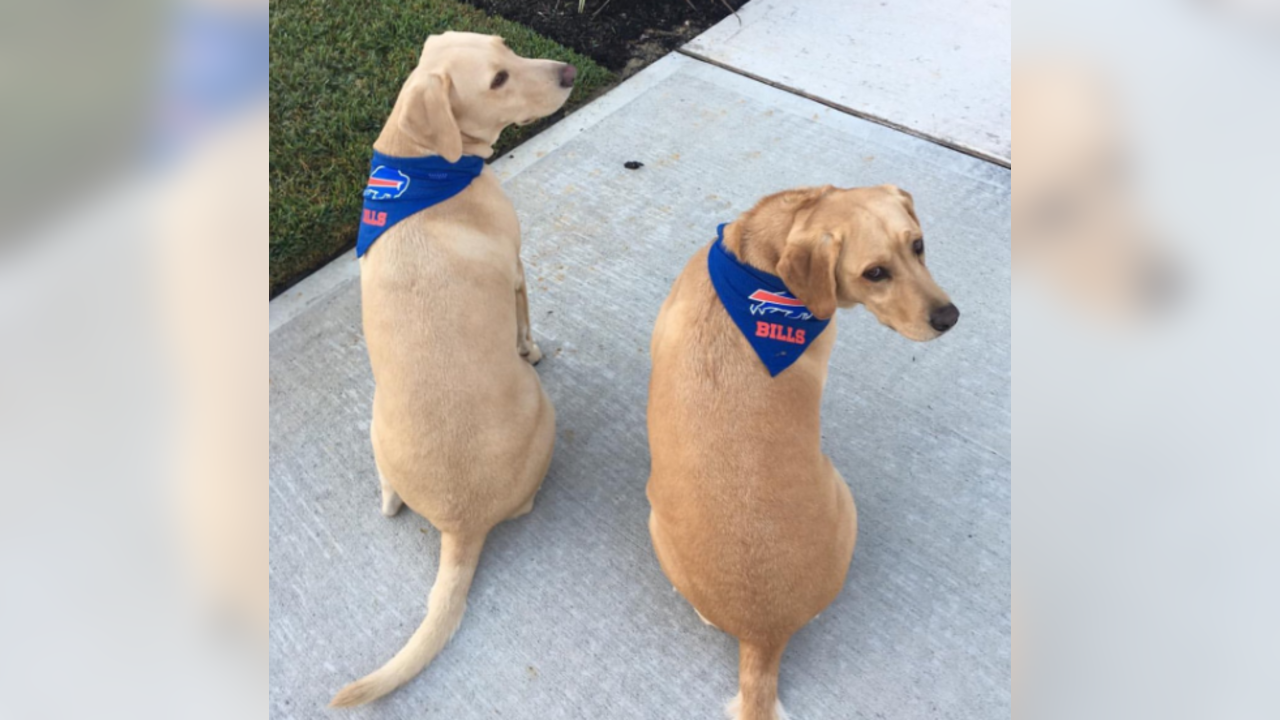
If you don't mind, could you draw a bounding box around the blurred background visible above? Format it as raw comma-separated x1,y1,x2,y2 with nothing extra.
1017,0,1280,718
1,2,150,238
0,0,263,718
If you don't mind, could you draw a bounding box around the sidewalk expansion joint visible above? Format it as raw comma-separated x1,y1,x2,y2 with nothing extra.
675,48,1011,170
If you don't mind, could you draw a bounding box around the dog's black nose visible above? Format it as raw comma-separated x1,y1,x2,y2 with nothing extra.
559,64,577,88
929,303,960,333
1141,252,1177,311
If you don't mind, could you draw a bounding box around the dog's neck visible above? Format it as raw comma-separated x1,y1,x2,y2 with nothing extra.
375,101,422,157
460,131,498,159
724,188,834,276
722,218,784,276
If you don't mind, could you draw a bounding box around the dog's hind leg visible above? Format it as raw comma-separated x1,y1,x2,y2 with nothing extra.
515,258,542,365
508,494,535,520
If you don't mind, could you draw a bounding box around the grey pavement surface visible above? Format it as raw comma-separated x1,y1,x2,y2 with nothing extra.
684,0,1012,165
269,52,1009,719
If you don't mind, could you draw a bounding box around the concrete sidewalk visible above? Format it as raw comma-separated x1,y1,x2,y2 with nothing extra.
684,0,1011,165
270,13,1009,719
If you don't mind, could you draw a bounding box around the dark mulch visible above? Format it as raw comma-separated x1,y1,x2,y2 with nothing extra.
458,0,748,73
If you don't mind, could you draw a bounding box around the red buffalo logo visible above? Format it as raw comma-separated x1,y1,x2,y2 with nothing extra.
364,166,411,200
747,289,813,320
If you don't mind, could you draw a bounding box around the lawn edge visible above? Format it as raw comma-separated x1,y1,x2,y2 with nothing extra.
270,53,688,332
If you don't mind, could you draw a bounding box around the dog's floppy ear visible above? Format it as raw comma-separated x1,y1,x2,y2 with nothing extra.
778,228,841,320
398,73,463,162
885,184,919,224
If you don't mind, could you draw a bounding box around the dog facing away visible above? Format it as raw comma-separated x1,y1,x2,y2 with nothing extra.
328,33,576,708
646,186,958,720
1014,63,1177,321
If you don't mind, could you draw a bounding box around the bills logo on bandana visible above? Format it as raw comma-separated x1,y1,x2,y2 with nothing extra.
707,223,831,377
356,151,485,257
364,166,411,200
747,290,814,320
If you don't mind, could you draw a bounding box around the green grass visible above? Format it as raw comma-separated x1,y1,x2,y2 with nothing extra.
270,0,613,297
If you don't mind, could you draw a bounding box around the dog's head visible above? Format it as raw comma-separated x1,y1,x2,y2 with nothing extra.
380,32,576,160
734,185,958,341
1014,64,1177,320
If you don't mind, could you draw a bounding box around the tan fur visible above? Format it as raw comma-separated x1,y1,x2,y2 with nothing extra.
1013,64,1175,319
646,186,956,720
329,32,574,708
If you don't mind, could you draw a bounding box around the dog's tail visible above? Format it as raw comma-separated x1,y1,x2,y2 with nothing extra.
725,639,790,720
329,531,486,708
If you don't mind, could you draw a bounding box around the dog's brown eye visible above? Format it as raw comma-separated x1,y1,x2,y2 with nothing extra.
863,266,890,282
912,238,924,255
491,70,509,89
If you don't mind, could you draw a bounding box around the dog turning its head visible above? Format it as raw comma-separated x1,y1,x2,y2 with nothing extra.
727,184,959,341
379,31,577,161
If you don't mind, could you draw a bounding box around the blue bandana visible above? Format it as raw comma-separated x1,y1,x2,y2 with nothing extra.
707,224,831,377
356,152,485,257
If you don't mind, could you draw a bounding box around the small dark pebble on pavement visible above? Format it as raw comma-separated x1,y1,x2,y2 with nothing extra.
624,161,644,169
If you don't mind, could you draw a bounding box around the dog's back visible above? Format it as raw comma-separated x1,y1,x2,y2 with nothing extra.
646,186,957,720
646,244,856,638
361,174,552,527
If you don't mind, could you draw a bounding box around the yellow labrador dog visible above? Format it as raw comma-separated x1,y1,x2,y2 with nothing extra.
647,186,958,720
330,33,575,707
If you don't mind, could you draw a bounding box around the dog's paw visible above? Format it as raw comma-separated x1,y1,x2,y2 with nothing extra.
522,342,543,366
381,489,403,518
